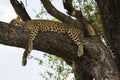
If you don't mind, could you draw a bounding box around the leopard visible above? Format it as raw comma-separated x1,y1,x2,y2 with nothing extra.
10,16,84,67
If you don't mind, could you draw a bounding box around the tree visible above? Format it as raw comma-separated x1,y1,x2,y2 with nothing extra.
0,0,120,80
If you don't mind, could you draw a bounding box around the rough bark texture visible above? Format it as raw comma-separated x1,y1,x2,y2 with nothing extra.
95,0,120,71
0,0,120,80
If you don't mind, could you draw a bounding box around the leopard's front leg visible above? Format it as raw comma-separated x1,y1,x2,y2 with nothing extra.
22,29,38,66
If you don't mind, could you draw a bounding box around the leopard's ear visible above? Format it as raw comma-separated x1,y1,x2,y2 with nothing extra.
16,16,21,21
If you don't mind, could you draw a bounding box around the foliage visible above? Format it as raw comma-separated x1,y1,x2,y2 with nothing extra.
40,54,75,80
28,54,75,80
73,0,103,31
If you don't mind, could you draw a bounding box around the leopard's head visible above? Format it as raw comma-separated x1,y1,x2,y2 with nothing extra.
10,16,22,27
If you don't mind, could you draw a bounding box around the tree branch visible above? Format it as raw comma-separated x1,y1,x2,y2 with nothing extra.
10,0,31,20
0,21,120,80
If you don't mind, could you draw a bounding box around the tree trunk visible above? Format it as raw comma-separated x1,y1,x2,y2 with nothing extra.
95,0,120,71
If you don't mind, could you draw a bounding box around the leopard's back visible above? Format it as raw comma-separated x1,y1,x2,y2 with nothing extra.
25,20,69,33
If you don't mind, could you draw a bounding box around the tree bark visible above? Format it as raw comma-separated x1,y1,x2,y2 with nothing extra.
95,0,120,71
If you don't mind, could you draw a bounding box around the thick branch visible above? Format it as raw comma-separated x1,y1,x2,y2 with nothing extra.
0,21,120,80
